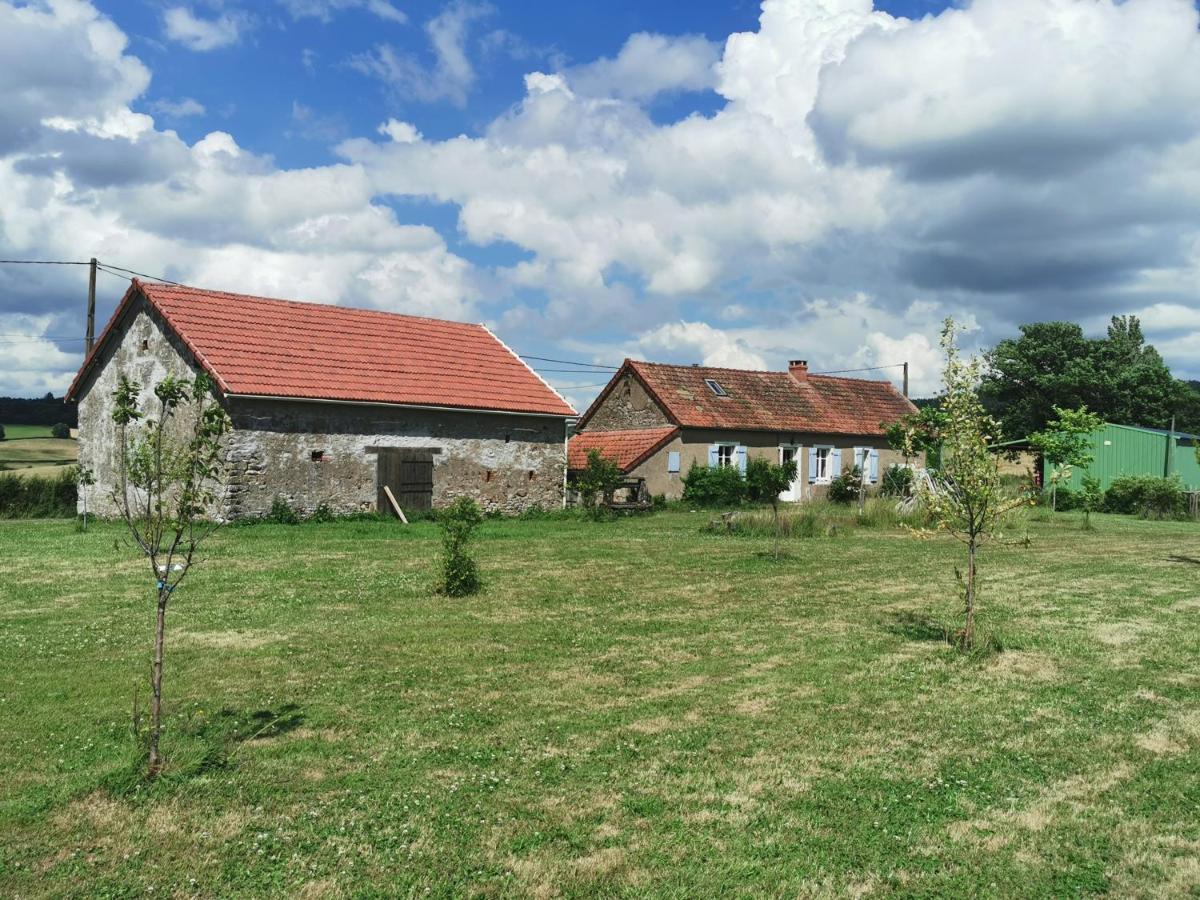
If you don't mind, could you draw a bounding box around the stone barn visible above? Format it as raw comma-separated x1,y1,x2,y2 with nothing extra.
67,280,576,519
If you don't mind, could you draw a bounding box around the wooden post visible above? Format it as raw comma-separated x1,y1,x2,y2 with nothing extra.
382,485,409,524
1165,415,1176,478
902,361,909,398
85,257,97,355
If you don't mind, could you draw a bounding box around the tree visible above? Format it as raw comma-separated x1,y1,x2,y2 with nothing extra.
112,372,231,776
885,405,946,469
981,316,1195,437
745,457,797,559
575,448,624,516
1080,475,1104,530
72,465,95,532
1029,405,1104,510
435,497,484,597
0,423,5,441
50,422,71,439
916,319,1030,651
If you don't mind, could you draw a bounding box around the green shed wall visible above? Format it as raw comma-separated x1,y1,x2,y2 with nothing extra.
1047,424,1200,491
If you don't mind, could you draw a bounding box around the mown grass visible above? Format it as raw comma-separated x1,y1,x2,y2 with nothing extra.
0,434,77,476
2,424,53,440
2,510,1200,897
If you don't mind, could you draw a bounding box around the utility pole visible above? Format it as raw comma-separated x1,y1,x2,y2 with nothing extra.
85,257,97,355
902,361,909,398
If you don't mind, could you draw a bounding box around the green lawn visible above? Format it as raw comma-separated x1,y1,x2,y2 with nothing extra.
2,424,53,440
2,510,1200,897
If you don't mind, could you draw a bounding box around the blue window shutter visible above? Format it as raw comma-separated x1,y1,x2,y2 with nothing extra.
807,447,818,483
708,445,719,467
736,445,747,474
668,451,681,473
869,449,879,482
831,448,842,475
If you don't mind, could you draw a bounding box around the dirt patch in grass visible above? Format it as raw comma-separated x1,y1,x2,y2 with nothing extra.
987,650,1060,682
176,629,291,650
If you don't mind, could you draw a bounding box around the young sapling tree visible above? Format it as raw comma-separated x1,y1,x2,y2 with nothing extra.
1030,405,1103,510
915,320,1029,651
575,448,624,518
436,497,485,596
73,465,96,532
746,457,798,559
112,372,231,776
1080,474,1104,530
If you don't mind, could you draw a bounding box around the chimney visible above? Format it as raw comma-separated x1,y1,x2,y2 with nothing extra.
788,359,808,380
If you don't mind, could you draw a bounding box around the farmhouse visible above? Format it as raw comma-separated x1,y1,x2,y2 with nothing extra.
67,280,576,519
569,359,918,501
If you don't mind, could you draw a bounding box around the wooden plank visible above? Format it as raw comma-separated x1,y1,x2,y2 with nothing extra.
382,485,409,524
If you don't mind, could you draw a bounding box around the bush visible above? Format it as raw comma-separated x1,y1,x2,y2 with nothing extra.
574,449,623,512
681,462,746,507
0,423,5,441
828,465,863,504
50,422,71,439
436,497,484,597
881,464,914,498
1045,486,1082,511
1104,475,1185,518
265,496,301,525
0,468,77,518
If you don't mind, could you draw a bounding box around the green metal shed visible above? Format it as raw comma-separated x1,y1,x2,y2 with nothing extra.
1046,423,1200,491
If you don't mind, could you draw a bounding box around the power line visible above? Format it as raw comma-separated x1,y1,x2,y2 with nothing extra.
520,355,618,370
552,382,611,389
0,259,90,266
96,262,182,286
811,363,905,376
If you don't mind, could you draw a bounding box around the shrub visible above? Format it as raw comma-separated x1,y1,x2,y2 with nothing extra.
828,465,863,504
681,462,746,507
1045,486,1082,511
266,496,301,525
0,423,5,441
0,467,78,518
881,464,914,498
1105,475,1185,518
575,449,623,517
50,422,71,439
436,497,484,597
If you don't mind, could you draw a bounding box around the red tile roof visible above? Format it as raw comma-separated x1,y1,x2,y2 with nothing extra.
568,427,679,472
577,360,916,435
68,281,576,417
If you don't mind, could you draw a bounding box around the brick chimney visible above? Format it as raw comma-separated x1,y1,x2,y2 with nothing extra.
788,359,808,380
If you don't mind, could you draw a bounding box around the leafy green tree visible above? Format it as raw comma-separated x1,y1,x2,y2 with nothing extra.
885,405,946,469
917,320,1030,651
436,497,484,597
51,422,71,439
981,316,1194,437
0,423,6,441
1080,475,1104,530
1029,405,1104,510
72,465,96,532
112,372,231,777
575,448,624,516
746,457,797,559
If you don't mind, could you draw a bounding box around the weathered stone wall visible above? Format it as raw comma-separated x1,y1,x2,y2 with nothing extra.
75,298,206,518
583,373,671,430
224,399,566,517
76,295,569,518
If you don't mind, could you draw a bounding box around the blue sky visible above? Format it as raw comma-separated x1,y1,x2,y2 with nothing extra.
4,0,1200,406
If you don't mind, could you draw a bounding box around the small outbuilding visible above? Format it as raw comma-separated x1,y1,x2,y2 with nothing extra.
67,280,577,518
1042,422,1200,490
569,358,918,501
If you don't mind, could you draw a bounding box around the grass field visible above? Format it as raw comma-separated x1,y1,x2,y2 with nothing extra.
0,429,77,477
3,509,1200,897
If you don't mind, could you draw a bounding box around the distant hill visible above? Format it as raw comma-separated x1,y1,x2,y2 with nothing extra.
0,395,77,428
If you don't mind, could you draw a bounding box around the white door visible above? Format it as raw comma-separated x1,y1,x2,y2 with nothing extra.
779,446,802,501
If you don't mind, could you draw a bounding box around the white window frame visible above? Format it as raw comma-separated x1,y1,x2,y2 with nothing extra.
716,443,737,468
813,445,833,484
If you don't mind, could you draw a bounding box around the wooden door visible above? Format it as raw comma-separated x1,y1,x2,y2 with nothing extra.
377,449,433,513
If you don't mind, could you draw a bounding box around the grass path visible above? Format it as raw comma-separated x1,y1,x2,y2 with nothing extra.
2,511,1199,896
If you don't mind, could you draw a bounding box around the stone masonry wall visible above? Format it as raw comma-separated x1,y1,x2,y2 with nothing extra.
224,399,566,518
76,298,206,519
583,373,671,430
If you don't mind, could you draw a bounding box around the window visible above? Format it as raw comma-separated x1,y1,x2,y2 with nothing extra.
717,444,735,467
667,451,681,473
704,378,727,397
813,447,831,482
310,450,325,462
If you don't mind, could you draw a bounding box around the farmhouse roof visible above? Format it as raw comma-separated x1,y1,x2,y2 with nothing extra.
67,281,576,417
567,426,679,472
576,360,915,435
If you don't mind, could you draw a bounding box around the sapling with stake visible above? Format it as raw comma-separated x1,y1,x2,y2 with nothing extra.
111,372,230,776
